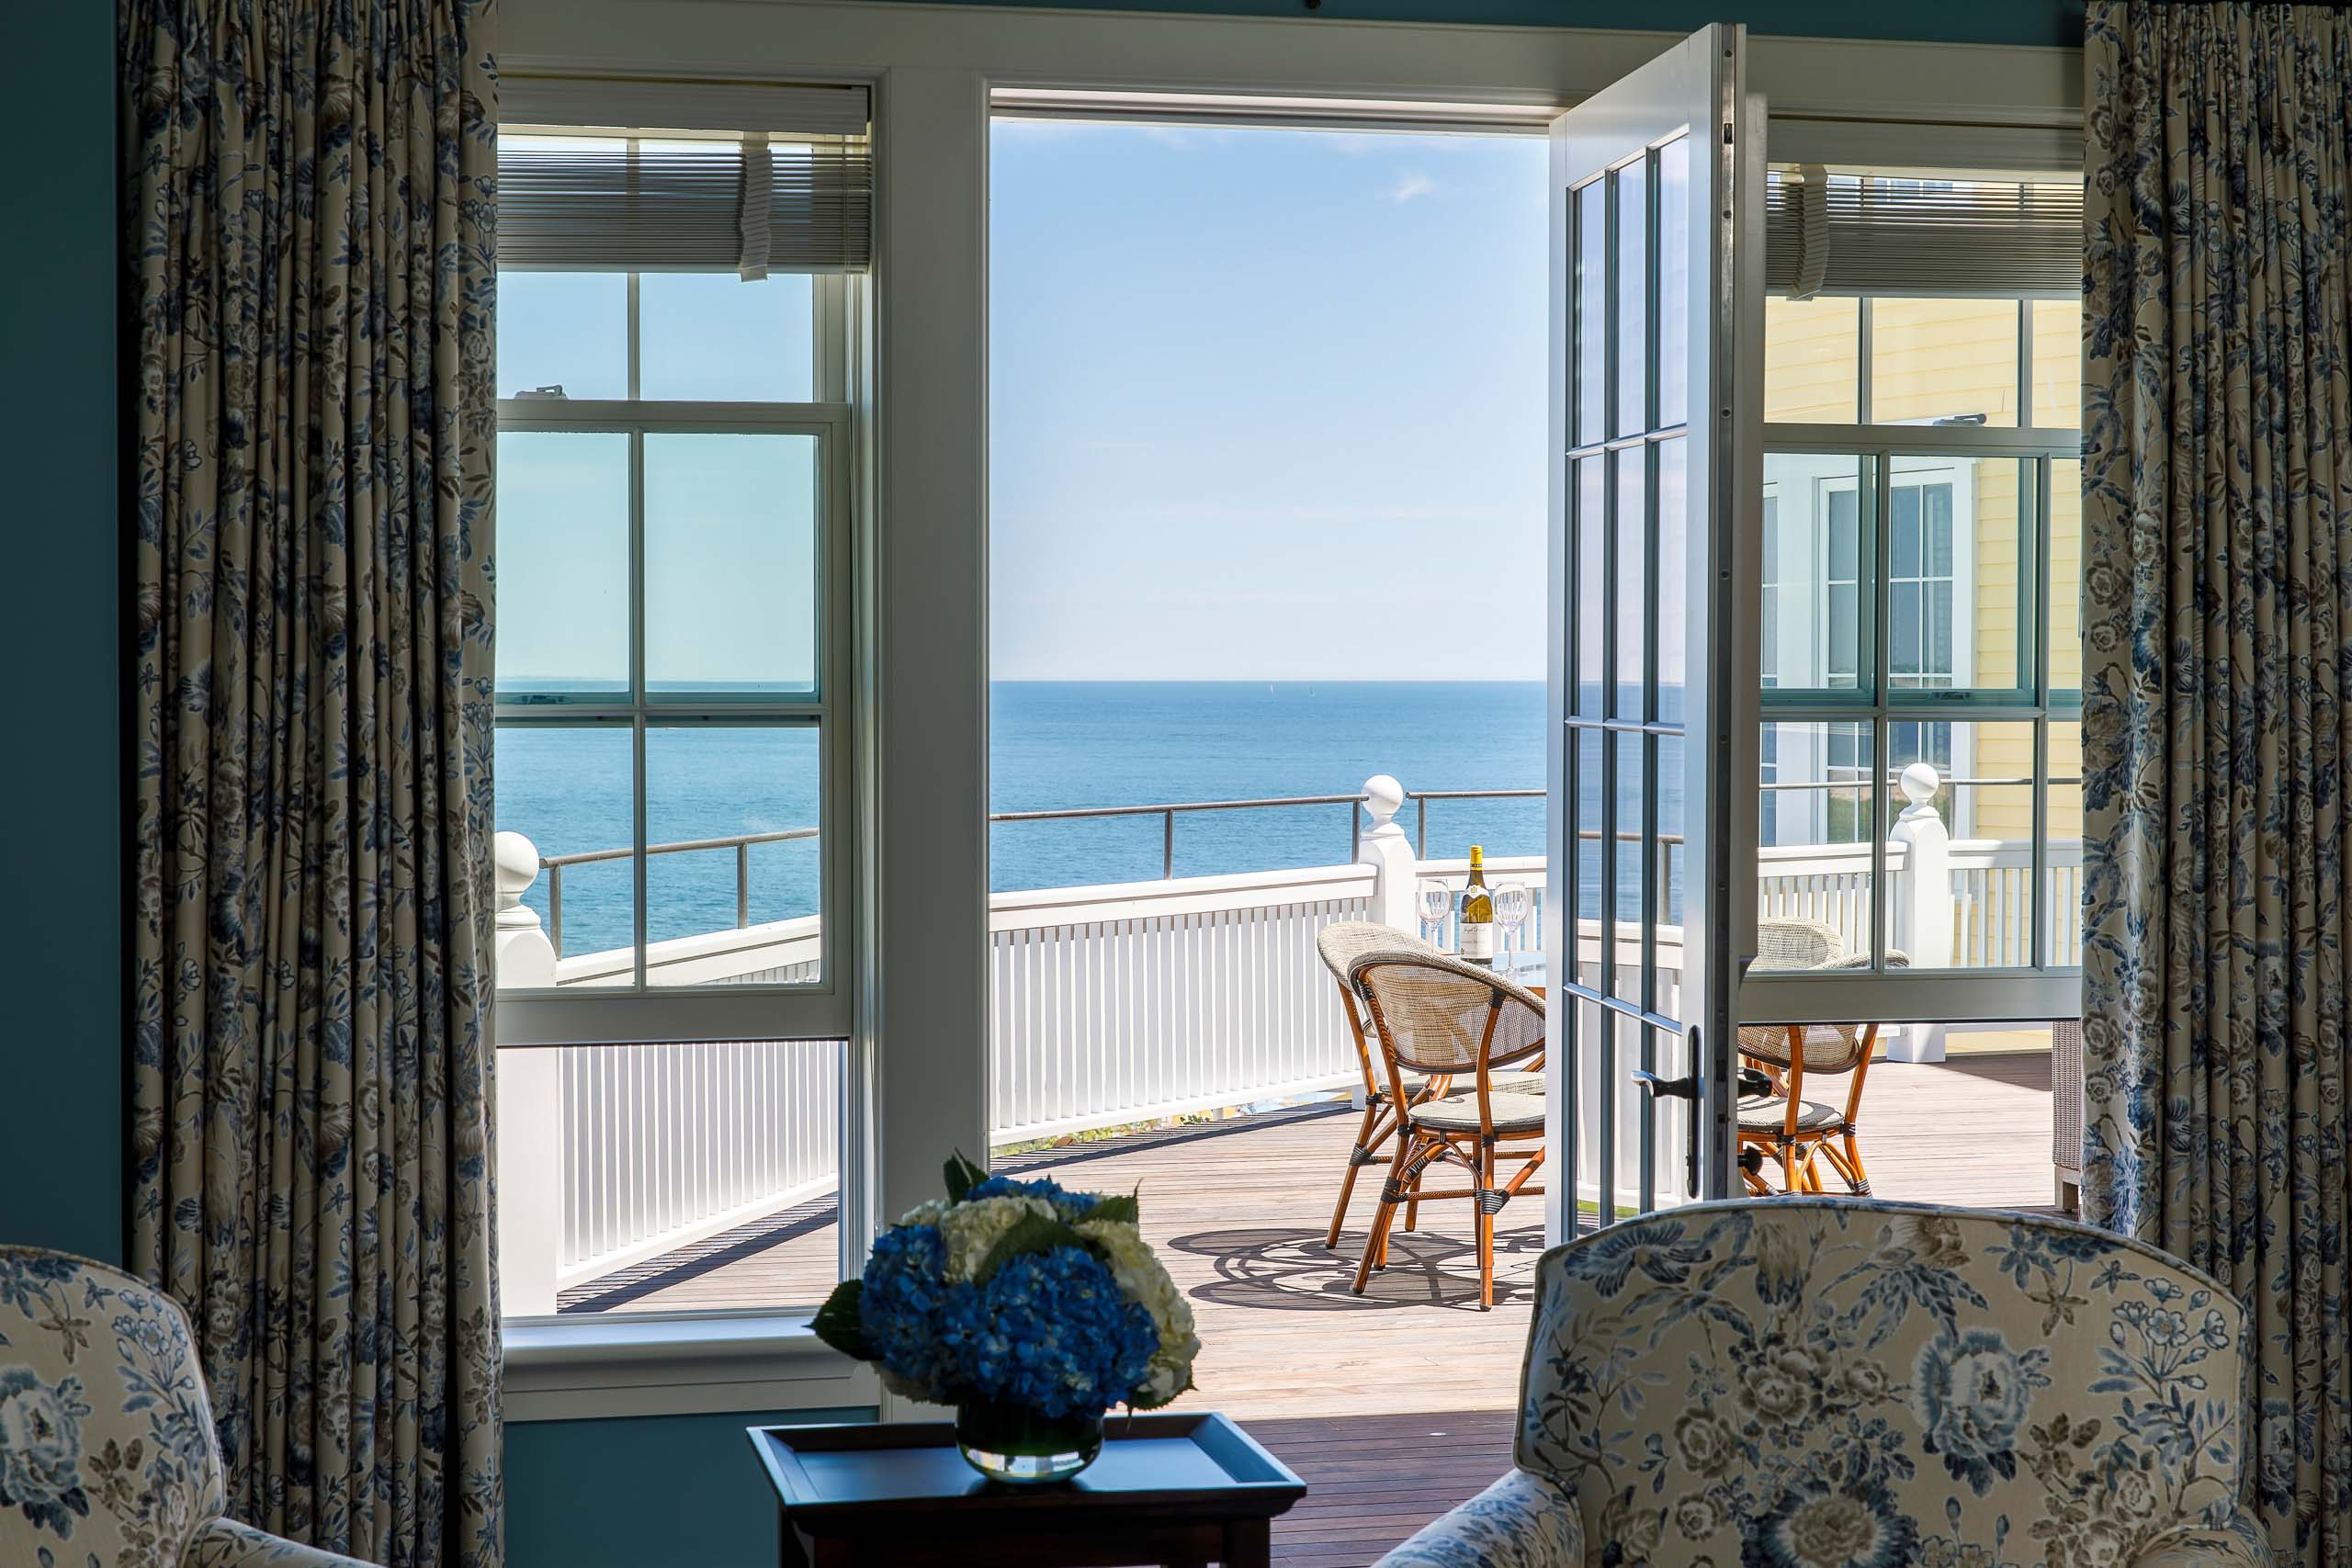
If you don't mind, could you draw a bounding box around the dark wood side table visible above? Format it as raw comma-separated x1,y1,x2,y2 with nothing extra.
747,1411,1306,1567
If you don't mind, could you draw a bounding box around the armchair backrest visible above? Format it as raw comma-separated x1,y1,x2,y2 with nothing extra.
0,1247,225,1566
1513,1199,2254,1561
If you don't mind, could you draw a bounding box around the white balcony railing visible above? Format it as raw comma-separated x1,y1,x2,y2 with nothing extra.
492,764,2082,1308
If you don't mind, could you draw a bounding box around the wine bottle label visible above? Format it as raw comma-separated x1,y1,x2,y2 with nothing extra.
1460,920,1495,961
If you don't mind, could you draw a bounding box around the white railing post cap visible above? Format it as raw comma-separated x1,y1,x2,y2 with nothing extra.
495,830,541,914
1362,775,1403,828
1898,761,1940,809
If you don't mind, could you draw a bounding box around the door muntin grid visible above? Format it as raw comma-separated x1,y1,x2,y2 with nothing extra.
1566,130,1694,1222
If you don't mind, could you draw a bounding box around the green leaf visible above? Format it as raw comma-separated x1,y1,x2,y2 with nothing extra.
1091,1192,1139,1228
811,1279,870,1360
974,1212,1086,1286
943,1150,988,1204
1128,1371,1196,1411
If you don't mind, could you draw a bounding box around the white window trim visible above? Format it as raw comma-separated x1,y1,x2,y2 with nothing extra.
495,0,2086,1415
503,1311,876,1422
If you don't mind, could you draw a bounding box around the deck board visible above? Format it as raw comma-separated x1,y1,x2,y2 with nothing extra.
566,1050,2057,1563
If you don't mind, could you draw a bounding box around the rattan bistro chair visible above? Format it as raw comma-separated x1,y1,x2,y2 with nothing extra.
1316,922,1541,1249
1349,947,1548,1310
1737,917,1907,1195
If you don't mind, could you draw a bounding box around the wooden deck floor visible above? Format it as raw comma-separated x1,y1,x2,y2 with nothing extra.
565,1050,2055,1563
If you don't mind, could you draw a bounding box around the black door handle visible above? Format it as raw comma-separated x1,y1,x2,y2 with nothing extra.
1632,1043,1703,1197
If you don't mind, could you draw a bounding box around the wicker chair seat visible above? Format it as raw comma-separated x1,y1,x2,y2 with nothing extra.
1736,1094,1842,1134
1408,1090,1547,1134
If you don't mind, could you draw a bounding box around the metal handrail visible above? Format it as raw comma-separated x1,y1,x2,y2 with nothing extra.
532,770,2082,956
992,792,1369,879
541,827,819,958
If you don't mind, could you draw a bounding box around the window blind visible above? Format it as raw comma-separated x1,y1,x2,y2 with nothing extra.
498,78,871,276
1765,167,2080,299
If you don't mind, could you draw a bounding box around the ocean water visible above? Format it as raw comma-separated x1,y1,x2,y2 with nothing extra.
497,682,1558,958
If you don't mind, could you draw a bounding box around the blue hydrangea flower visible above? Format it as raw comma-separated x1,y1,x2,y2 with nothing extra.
938,1246,1158,1417
963,1175,1102,1217
859,1224,960,1396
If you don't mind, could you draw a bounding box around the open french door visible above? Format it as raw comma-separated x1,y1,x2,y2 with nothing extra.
1544,25,1761,1239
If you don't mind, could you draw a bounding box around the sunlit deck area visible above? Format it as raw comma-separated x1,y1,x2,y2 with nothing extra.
561,1047,2058,1404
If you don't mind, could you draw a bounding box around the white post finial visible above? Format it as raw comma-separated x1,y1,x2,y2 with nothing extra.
1885,763,1952,1063
1357,775,1419,934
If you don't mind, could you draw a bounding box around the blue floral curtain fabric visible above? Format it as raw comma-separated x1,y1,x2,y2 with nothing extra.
120,1,502,1563
2082,5,2352,1562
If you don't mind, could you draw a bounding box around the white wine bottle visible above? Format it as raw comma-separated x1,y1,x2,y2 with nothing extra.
1458,846,1496,965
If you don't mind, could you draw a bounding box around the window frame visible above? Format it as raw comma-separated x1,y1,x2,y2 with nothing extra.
494,391,859,1047
1747,289,2081,1021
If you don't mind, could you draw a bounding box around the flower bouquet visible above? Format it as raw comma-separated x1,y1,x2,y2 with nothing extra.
814,1153,1201,1483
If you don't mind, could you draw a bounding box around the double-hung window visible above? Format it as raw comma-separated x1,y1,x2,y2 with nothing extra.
489,80,871,1325
1750,166,2081,1018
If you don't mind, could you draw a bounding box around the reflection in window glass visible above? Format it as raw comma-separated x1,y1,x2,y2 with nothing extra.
2050,459,2082,695
1870,299,2019,426
1577,182,1608,446
1758,721,1872,961
1761,453,1873,692
1657,138,1690,430
1613,159,1648,438
2046,720,2084,966
2031,299,2080,429
1764,297,1860,423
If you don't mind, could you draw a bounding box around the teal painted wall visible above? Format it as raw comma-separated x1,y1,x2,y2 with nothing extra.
32,0,2075,1562
879,0,2085,50
506,1407,873,1568
0,0,121,1265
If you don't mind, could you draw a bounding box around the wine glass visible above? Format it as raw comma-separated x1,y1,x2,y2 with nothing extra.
1493,881,1532,968
1416,879,1454,945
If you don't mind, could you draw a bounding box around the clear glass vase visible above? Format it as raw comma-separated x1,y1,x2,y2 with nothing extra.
954,1400,1104,1485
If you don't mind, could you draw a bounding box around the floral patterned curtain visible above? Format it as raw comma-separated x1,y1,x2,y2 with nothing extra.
121,1,502,1562
2083,5,2352,1562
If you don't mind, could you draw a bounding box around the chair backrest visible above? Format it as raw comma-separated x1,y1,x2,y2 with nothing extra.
1513,1200,2254,1561
1752,915,1848,971
1315,919,1435,989
1736,951,1911,1074
1351,951,1544,1078
0,1247,226,1566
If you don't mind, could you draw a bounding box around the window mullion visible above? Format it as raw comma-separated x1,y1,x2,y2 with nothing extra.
629,427,649,989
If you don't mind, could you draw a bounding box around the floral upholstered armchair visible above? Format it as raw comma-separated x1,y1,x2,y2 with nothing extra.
1380,1199,2271,1567
0,1247,374,1568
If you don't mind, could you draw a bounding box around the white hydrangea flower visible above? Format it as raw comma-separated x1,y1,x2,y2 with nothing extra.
936,1194,1059,1281
1076,1217,1199,1406
897,1199,950,1230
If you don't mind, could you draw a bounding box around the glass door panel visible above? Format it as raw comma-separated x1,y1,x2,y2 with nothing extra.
1549,25,1757,1231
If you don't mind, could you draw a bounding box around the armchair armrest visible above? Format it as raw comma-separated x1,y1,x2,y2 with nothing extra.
1375,1467,1584,1568
2131,1509,2274,1568
182,1517,380,1568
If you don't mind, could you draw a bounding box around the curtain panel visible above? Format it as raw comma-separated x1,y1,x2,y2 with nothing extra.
121,2,502,1563
2082,5,2352,1562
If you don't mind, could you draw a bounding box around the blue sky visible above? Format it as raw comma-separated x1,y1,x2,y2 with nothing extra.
990,119,1548,680
496,122,1549,685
